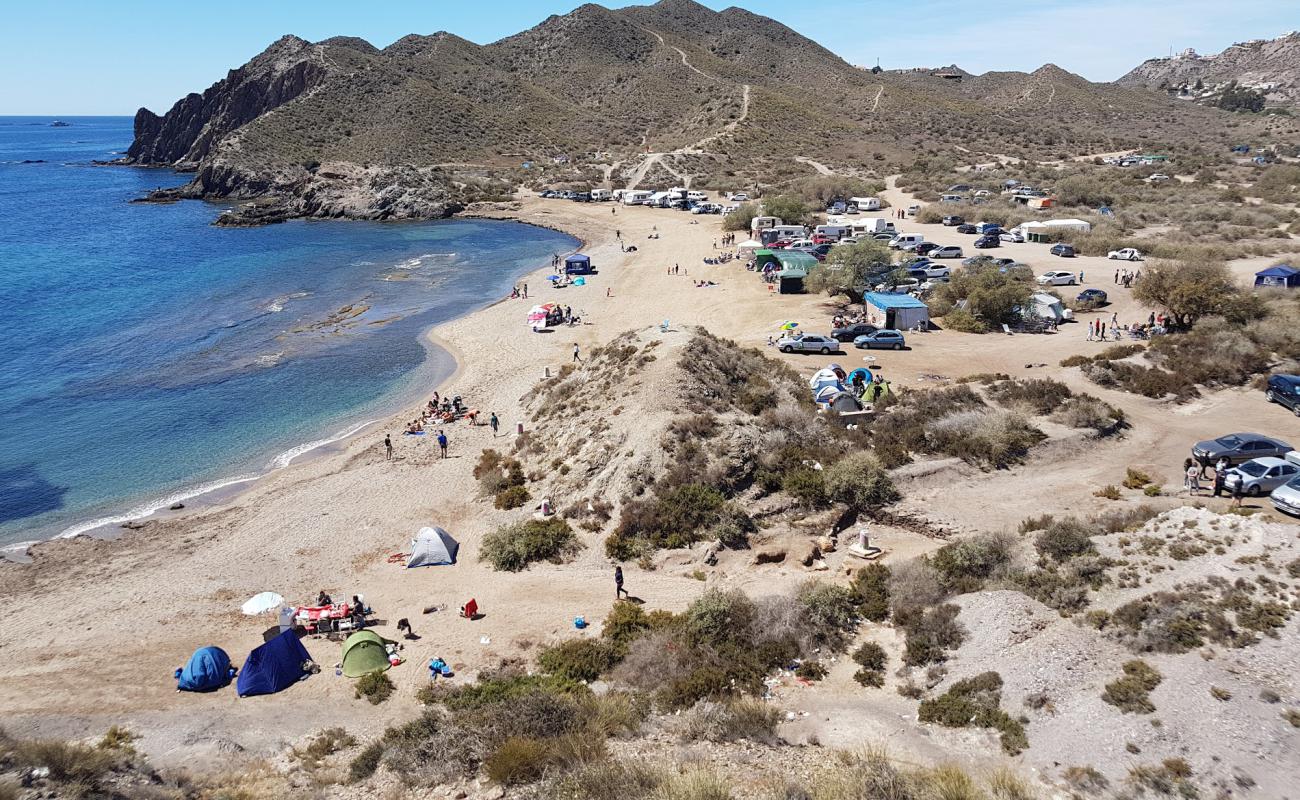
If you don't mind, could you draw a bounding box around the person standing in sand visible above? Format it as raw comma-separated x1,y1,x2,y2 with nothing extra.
615,566,628,599
384,434,393,461
437,430,448,459
490,412,499,437
573,343,582,363
523,283,528,298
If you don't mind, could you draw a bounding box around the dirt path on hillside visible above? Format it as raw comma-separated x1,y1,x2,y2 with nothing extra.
794,155,835,176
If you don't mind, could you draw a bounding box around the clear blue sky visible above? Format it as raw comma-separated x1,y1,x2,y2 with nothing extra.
2,0,1294,114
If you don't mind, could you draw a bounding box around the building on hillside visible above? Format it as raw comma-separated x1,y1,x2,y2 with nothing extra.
863,292,930,331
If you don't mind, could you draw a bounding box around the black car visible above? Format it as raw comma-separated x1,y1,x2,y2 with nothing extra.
973,235,1000,248
914,242,941,256
1050,243,1077,258
956,223,978,234
831,322,879,342
1077,288,1108,306
1266,374,1300,416
812,244,834,257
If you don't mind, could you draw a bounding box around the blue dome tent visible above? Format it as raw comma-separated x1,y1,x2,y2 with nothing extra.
237,630,314,697
175,646,235,692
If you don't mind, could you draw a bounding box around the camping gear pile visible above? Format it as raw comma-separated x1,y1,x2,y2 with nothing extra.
808,364,864,413
294,600,368,635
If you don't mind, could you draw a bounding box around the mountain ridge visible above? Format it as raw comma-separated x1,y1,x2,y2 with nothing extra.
1118,31,1300,107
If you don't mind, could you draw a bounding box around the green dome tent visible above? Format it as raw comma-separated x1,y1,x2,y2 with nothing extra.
341,631,391,678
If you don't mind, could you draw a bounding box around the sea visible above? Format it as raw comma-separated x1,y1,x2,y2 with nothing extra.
0,116,577,552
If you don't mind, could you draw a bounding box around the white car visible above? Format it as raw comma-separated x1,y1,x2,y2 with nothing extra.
1037,271,1078,286
930,246,963,259
1147,174,1170,182
1108,248,1144,261
1000,230,1025,243
1272,475,1300,517
730,193,750,202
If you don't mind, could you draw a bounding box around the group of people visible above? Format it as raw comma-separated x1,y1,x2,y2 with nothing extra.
715,233,738,248
1114,268,1142,287
510,283,530,299
701,252,735,265
1185,457,1246,506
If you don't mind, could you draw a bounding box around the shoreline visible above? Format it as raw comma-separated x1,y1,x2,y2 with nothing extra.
3,209,585,561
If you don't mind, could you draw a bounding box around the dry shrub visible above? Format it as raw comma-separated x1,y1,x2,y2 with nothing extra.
897,603,966,666
1034,519,1097,562
678,698,780,744
929,532,1017,593
481,518,581,572
538,639,620,682
985,378,1073,415
917,671,1028,754
1050,394,1125,434
925,409,1045,469
545,759,663,800
1102,660,1162,714
850,563,891,622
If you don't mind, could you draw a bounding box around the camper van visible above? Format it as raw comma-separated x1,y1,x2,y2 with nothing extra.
851,218,894,236
687,190,708,202
647,191,673,208
750,216,782,233
850,197,882,212
768,224,808,241
814,224,851,241
889,233,925,251
939,194,964,204
667,187,688,201
622,190,652,206
590,189,612,202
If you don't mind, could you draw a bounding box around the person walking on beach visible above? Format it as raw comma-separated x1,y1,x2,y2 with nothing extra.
384,434,393,461
490,412,499,437
436,430,448,459
573,343,582,363
522,283,528,298
615,565,628,599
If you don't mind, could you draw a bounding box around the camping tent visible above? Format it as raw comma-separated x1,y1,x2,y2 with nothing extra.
406,526,460,567
341,631,391,678
177,646,234,692
737,239,762,254
1254,265,1299,289
775,251,818,294
1031,293,1066,321
1017,219,1091,243
863,292,930,331
754,249,779,271
564,254,593,275
236,630,313,697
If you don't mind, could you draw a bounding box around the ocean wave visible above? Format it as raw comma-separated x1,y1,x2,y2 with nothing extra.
56,474,261,540
269,417,384,470
264,291,310,313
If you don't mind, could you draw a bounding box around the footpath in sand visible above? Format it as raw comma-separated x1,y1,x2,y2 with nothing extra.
2,194,1298,780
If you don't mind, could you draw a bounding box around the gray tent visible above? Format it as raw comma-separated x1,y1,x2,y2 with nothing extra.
406,526,459,568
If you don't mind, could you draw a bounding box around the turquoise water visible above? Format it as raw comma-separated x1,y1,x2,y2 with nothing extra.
0,116,577,548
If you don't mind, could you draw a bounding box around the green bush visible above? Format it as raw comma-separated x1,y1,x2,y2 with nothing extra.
348,741,384,782
930,533,1014,593
897,603,965,665
850,563,891,621
823,452,899,511
538,639,620,682
494,484,531,510
917,672,1028,754
795,660,828,680
355,671,395,705
942,308,988,333
1102,660,1162,713
796,580,861,650
851,642,888,687
606,484,727,560
1034,519,1098,562
782,467,828,509
481,518,581,572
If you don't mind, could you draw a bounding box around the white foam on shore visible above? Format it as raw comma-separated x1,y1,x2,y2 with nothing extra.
269,417,383,469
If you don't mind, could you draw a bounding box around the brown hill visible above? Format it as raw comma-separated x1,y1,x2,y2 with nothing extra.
125,0,1298,224
1118,32,1300,107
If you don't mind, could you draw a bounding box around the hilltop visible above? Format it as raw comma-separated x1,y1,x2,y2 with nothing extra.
1119,31,1300,108
123,0,1297,225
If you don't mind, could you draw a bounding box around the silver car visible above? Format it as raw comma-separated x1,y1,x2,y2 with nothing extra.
1271,476,1300,517
1192,432,1293,469
777,334,840,354
1227,457,1300,497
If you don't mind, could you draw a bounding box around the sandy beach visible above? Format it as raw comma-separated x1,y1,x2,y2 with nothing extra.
3,190,1298,781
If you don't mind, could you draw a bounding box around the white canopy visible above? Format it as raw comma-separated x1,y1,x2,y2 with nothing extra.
407,526,460,568
737,239,762,252
241,591,285,615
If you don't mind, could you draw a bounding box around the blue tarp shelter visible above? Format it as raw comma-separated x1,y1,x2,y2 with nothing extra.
1254,265,1299,289
176,646,234,692
237,630,313,697
564,254,593,275
863,292,930,331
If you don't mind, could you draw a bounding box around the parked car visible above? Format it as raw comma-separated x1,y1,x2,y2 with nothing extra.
769,239,794,249
854,330,907,350
1191,432,1294,469
1228,457,1300,497
1265,374,1300,416
731,193,750,201
914,242,941,256
942,215,965,226
1000,230,1025,243
777,334,840,354
990,258,1017,268
872,232,895,241
1108,248,1144,261
917,264,951,278
947,184,973,193
973,235,1000,249
1050,243,1077,258
831,322,879,342
956,223,978,234
812,244,834,258
931,245,963,259
1271,475,1300,517
1037,270,1077,286
1077,288,1109,305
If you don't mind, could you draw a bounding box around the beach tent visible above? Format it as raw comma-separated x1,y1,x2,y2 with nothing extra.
527,305,551,328
241,591,284,615
828,391,864,414
737,239,763,254
406,526,460,567
564,254,593,275
176,646,234,692
236,629,313,697
754,249,780,271
1031,293,1066,321
1254,265,1299,289
341,631,391,678
863,292,929,331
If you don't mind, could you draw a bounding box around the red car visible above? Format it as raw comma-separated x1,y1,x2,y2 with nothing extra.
769,239,793,249
811,234,835,245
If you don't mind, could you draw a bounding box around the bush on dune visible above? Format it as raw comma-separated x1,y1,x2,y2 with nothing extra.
481,518,581,572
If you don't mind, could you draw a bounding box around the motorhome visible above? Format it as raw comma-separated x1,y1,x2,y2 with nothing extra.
850,196,882,212
851,218,894,236
647,191,673,208
668,187,688,201
814,224,851,241
621,190,652,206
750,216,782,233
889,233,925,250
590,189,612,202
768,224,808,241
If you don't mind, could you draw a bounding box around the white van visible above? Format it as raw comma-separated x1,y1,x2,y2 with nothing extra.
815,224,850,241
850,196,881,212
590,189,612,202
750,215,782,233
687,190,708,202
622,190,652,206
889,233,924,250
906,204,921,217
851,218,894,236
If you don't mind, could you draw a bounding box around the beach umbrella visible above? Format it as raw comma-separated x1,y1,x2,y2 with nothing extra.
547,275,560,281
780,321,799,331
241,591,285,616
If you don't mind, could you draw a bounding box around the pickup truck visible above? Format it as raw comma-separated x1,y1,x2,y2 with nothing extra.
1107,248,1144,261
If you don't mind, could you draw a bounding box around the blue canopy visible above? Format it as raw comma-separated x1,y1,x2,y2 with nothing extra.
237,630,313,697
565,254,590,266
177,646,234,692
1255,265,1299,288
